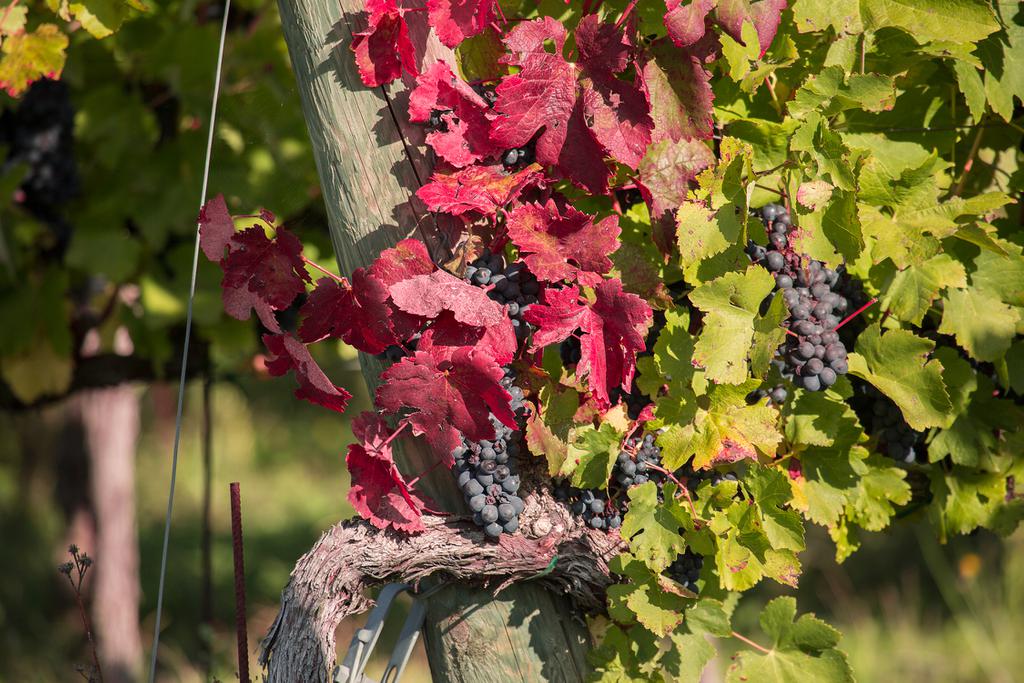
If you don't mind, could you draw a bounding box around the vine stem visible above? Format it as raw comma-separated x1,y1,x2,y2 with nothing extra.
302,255,346,284
832,297,878,331
732,630,771,654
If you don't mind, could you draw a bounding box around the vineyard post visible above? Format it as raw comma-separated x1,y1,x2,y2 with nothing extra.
274,0,592,680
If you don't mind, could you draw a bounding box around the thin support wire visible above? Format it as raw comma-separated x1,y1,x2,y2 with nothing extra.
147,1,231,680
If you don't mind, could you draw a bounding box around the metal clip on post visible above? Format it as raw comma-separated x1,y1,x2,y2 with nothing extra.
333,583,428,683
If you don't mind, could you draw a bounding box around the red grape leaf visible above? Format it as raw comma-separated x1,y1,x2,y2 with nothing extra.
417,310,517,366
198,194,234,262
576,15,653,169
389,269,506,326
641,38,715,143
298,271,405,353
409,62,500,167
664,0,715,48
506,200,621,286
521,285,589,350
219,225,310,331
715,0,788,57
524,280,652,406
426,0,495,48
346,411,429,533
351,0,418,88
369,238,436,286
490,17,611,193
638,137,715,220
262,333,352,414
417,163,543,217
376,350,516,460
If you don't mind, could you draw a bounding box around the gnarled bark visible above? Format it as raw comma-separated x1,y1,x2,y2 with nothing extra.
259,493,626,682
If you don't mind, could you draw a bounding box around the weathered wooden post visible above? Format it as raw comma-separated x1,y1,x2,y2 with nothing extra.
272,0,592,680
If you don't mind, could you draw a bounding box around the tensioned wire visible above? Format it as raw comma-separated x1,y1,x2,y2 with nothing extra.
148,0,232,680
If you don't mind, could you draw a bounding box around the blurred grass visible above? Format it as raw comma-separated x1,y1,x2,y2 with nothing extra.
0,361,1021,681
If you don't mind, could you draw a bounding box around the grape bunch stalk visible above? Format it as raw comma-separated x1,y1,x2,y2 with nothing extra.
746,204,855,392
450,367,527,539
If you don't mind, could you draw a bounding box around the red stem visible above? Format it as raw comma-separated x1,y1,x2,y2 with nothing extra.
493,0,509,27
381,420,411,450
732,630,772,654
230,482,251,683
614,0,638,30
302,256,347,285
407,457,446,488
783,327,799,338
833,297,878,331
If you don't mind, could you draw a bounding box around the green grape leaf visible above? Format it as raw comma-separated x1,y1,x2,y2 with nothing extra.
0,24,68,97
0,339,73,404
785,389,859,447
929,467,1018,540
968,237,1024,306
663,632,716,683
930,349,1023,469
685,598,733,637
745,465,806,552
526,384,581,476
68,0,138,39
860,0,1000,45
638,308,697,399
881,254,967,325
796,187,863,266
845,452,913,531
659,381,782,470
976,1,1024,121
791,0,863,34
725,597,853,683
676,201,740,269
66,229,143,282
589,624,661,683
952,59,987,121
689,266,776,384
567,421,626,488
750,293,788,377
711,501,801,590
938,287,1021,362
848,324,953,430
621,481,691,572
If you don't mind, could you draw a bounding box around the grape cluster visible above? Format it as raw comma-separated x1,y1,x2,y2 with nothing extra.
748,383,788,406
451,367,527,539
852,381,923,463
665,549,703,593
1,79,79,245
464,248,540,344
746,204,852,392
502,144,536,169
556,433,668,530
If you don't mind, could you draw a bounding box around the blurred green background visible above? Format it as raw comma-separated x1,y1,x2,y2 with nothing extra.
0,0,1021,681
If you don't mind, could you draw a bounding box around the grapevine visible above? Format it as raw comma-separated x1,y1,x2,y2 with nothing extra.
198,0,1024,680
